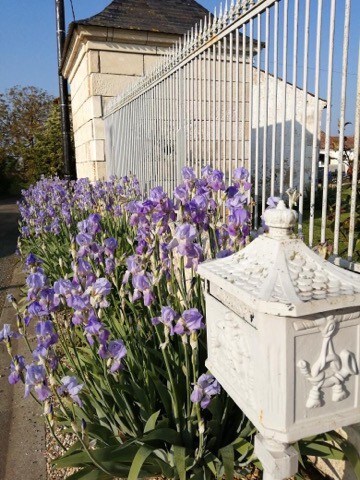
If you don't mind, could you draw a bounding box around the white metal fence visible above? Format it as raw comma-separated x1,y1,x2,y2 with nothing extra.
104,0,360,266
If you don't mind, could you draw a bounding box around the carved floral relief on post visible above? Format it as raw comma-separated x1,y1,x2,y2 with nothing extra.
297,316,359,409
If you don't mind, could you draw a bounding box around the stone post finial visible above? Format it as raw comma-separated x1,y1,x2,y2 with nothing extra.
263,200,298,239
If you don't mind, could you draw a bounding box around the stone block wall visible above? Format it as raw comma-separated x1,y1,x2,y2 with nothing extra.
62,26,178,180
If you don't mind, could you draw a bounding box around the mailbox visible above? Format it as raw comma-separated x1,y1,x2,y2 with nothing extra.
198,200,360,479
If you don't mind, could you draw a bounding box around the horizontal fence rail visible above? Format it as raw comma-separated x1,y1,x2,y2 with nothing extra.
104,0,360,269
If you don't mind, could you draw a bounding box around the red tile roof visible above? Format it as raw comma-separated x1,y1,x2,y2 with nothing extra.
319,131,355,150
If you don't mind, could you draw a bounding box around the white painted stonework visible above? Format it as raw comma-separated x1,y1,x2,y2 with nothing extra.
62,26,179,180
198,201,360,479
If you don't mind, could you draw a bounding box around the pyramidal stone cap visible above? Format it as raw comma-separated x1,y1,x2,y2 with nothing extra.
198,200,360,317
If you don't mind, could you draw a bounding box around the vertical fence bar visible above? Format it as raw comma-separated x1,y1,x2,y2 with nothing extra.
129,102,133,175
229,30,233,178
159,81,164,187
145,92,149,186
195,52,199,174
170,72,174,192
143,93,147,185
334,0,351,256
190,57,194,170
348,44,360,260
321,0,336,244
241,22,246,167
172,69,176,191
223,34,228,183
212,41,216,168
202,51,207,169
235,27,240,167
279,0,288,196
254,14,261,229
309,0,323,247
198,49,203,173
262,7,270,213
218,39,222,172
248,17,254,184
289,0,298,190
207,40,211,164
186,62,190,165
139,94,143,185
152,87,156,185
168,73,171,192
270,1,279,197
143,94,146,185
298,0,310,236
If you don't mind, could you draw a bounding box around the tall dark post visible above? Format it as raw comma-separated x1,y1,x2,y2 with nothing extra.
55,0,76,179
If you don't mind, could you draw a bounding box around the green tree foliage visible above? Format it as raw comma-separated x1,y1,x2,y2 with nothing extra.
29,101,65,182
0,85,66,194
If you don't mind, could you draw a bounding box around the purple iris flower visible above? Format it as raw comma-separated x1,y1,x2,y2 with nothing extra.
93,278,112,296
168,224,197,249
86,279,111,308
182,167,196,183
107,340,127,373
78,213,102,235
190,373,221,408
208,169,225,191
38,288,60,313
26,272,47,291
152,306,178,335
216,249,233,259
104,237,118,256
25,253,43,268
226,185,238,198
54,278,72,296
233,167,251,191
149,186,166,202
76,259,92,276
35,320,58,349
32,347,58,371
58,376,84,407
105,258,115,275
0,324,19,342
168,223,203,269
233,167,249,181
8,355,26,385
28,301,47,317
84,315,103,345
201,165,213,177
132,273,152,291
69,294,90,311
174,185,189,204
25,364,51,401
267,196,281,208
226,192,248,209
174,308,205,335
76,233,93,247
132,272,154,306
229,207,250,226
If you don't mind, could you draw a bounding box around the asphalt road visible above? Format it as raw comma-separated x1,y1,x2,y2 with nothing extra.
0,198,20,312
0,198,46,479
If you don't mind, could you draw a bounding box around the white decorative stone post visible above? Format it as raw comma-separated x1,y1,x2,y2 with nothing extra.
198,200,360,480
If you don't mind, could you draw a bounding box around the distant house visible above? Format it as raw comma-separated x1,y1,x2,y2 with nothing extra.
319,132,355,175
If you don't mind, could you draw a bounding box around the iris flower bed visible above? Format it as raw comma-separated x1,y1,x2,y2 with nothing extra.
1,167,359,480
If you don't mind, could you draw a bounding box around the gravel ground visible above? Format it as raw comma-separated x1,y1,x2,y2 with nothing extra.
0,197,20,313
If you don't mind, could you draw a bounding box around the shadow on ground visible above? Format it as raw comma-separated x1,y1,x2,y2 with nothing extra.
0,198,19,259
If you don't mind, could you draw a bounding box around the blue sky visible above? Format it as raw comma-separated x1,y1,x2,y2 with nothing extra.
0,0,217,94
0,0,358,134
